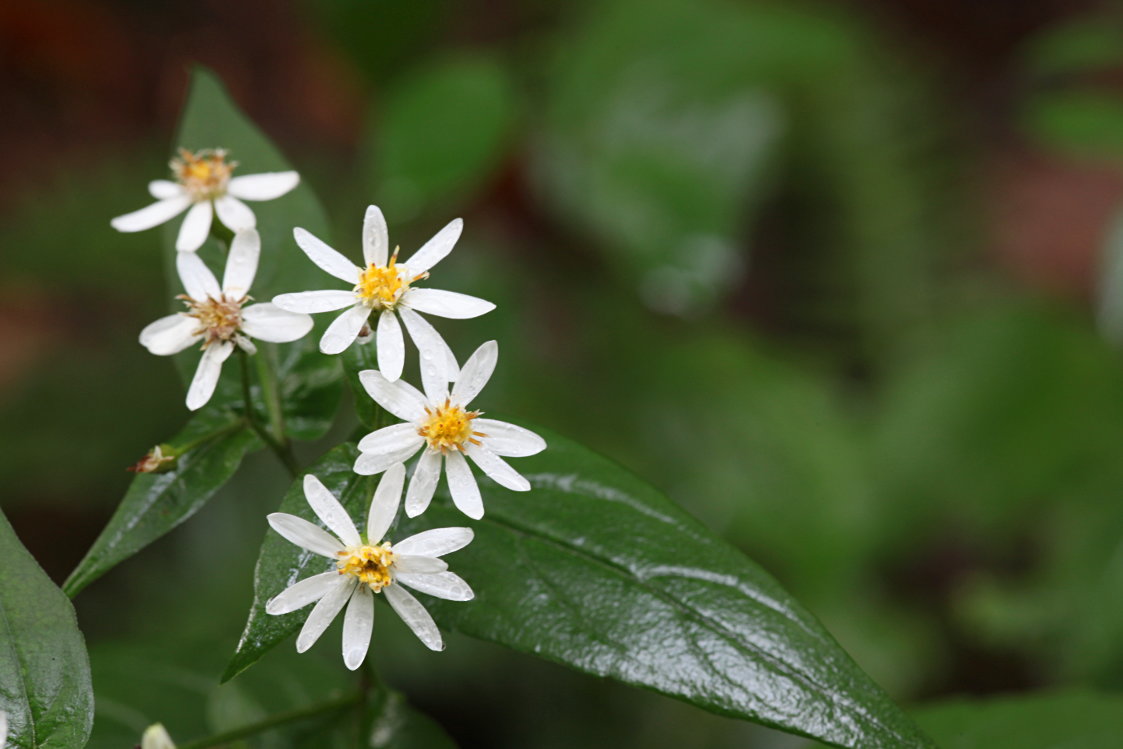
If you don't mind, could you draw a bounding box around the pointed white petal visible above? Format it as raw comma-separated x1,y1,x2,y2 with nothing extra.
394,527,474,557
358,370,428,421
214,195,256,231
403,288,495,319
272,290,356,313
222,228,260,297
404,449,442,517
242,303,313,343
444,451,484,519
227,171,300,201
176,200,214,252
342,584,374,670
367,463,404,542
266,570,339,614
235,334,257,355
139,314,200,356
320,304,370,355
402,218,462,275
296,576,355,653
176,250,221,300
473,418,546,457
293,227,360,284
383,584,443,651
362,204,389,266
267,512,342,558
451,340,498,406
371,310,403,382
110,196,191,233
357,422,423,456
396,571,474,601
303,475,361,548
185,341,233,411
397,307,450,402
148,180,185,199
467,444,531,491
394,555,448,574
353,447,419,476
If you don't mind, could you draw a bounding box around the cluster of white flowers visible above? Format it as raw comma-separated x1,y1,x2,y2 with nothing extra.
114,149,545,669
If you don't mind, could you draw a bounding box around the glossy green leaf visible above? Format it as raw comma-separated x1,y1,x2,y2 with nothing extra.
227,435,930,748
912,691,1123,749
0,510,94,749
63,410,258,597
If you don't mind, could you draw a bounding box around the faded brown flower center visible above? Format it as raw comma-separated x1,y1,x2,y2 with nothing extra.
172,147,236,201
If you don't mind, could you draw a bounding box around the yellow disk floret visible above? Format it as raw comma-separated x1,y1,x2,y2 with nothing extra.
180,294,245,348
337,542,397,592
171,147,236,200
418,399,484,453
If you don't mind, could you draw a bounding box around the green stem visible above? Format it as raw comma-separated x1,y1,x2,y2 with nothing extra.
239,351,299,478
254,348,288,444
177,693,361,749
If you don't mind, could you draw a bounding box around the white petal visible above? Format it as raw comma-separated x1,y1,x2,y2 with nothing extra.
402,218,462,275
467,444,531,491
293,227,360,284
296,576,355,653
267,512,342,558
266,570,339,615
444,451,484,519
474,419,546,457
396,571,474,601
148,180,185,199
404,449,442,517
357,422,423,456
176,250,221,301
383,584,443,651
235,334,257,355
320,304,370,355
176,200,214,252
403,288,495,319
362,204,389,266
367,462,405,542
397,307,450,402
110,195,191,232
139,314,200,356
303,475,361,548
242,303,313,343
394,555,448,574
222,228,260,297
141,724,174,749
451,340,498,406
354,447,420,476
185,341,233,411
342,584,374,670
272,290,356,314
227,171,300,201
358,370,428,421
214,195,256,231
394,527,474,557
375,310,405,382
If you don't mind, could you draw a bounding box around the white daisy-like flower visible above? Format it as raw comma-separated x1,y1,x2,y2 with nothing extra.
141,723,176,749
266,464,474,665
111,148,300,252
354,340,546,520
271,205,495,381
139,229,313,411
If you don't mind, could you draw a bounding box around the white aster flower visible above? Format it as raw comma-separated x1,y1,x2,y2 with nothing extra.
354,340,546,520
266,464,474,665
141,723,176,749
271,205,495,381
111,148,300,252
139,229,313,411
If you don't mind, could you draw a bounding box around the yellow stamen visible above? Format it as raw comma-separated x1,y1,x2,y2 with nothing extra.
418,399,482,453
180,294,245,348
336,542,397,592
171,147,236,200
354,247,414,309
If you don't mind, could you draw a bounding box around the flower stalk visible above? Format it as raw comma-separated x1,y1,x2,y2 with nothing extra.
239,350,299,478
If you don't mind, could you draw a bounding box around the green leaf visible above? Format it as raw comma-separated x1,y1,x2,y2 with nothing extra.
365,689,458,749
0,509,94,749
912,691,1123,749
1023,90,1123,160
227,435,931,748
341,342,381,431
63,410,258,597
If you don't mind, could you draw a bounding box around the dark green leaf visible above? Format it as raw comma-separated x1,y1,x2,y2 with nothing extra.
227,435,930,748
342,342,381,431
63,410,258,597
0,509,94,749
365,689,458,749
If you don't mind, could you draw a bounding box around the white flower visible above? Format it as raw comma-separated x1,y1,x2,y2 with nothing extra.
111,148,300,252
139,229,313,411
354,340,546,519
271,205,494,381
141,724,176,749
0,711,7,749
266,464,474,666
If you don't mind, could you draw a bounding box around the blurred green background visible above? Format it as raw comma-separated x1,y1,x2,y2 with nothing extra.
3,0,1123,746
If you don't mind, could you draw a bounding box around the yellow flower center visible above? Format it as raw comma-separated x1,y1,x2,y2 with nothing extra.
180,294,245,347
418,399,484,453
171,148,236,201
337,542,397,592
353,248,427,310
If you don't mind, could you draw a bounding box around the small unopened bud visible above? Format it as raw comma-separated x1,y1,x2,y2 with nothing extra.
356,323,374,344
141,723,176,749
127,445,178,474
